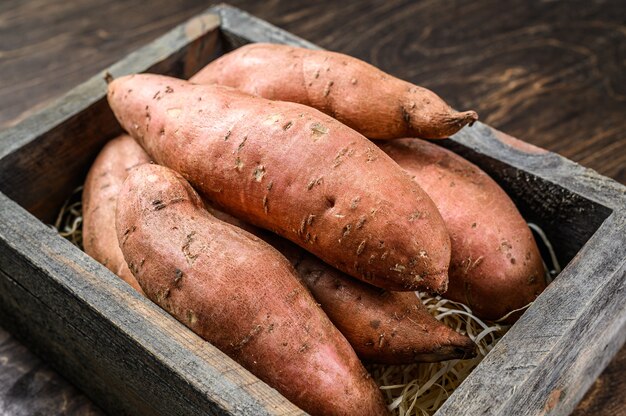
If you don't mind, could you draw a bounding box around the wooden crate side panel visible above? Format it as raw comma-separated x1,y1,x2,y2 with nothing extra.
0,270,160,416
502,258,626,415
0,13,220,223
0,98,122,223
0,192,303,415
435,211,626,415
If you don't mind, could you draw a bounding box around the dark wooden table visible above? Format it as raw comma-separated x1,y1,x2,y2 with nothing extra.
1,1,624,414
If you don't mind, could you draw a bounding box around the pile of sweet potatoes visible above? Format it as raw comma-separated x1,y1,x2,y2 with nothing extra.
81,43,547,415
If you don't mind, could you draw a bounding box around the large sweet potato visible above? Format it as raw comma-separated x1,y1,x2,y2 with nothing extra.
191,43,478,140
82,134,150,294
208,207,477,364
379,139,547,320
107,74,451,293
116,164,389,416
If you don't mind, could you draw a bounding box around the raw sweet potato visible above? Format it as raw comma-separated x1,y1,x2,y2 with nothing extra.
82,134,150,294
191,43,478,140
207,206,476,364
116,164,389,416
293,253,477,363
379,139,547,320
107,74,451,293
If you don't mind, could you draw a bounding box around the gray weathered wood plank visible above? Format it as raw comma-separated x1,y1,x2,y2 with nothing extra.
435,212,626,415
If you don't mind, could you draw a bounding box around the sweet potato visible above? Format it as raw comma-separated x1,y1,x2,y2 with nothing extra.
116,164,389,416
208,207,476,364
293,254,477,363
191,43,478,140
379,139,547,320
82,134,150,294
107,74,452,293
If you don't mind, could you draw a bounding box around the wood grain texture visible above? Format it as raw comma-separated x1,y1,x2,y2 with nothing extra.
0,327,104,416
0,1,624,415
0,0,210,129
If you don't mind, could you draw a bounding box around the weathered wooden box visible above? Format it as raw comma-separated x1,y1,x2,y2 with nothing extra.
0,5,624,415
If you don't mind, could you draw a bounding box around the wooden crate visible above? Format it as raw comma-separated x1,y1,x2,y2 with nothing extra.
0,4,624,415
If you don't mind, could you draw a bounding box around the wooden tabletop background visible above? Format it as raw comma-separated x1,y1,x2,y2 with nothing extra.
0,0,624,414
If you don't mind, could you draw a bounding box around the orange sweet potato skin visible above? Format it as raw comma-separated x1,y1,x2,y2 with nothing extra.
379,139,547,321
191,43,478,140
207,207,476,364
107,74,452,294
293,255,476,364
82,134,150,294
116,164,389,416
